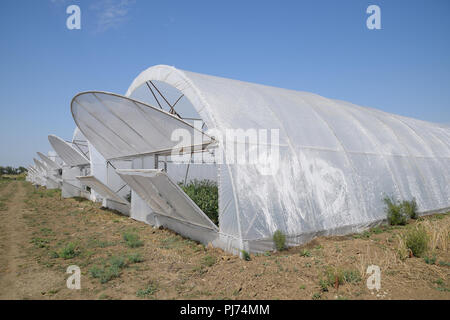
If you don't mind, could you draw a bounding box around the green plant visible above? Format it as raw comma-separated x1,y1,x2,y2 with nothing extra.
202,255,217,267
241,250,251,261
136,282,158,298
312,292,321,300
110,255,127,269
123,232,143,248
89,256,127,283
31,237,50,248
58,242,79,259
424,255,436,265
128,252,144,263
384,196,408,226
406,226,428,257
179,180,218,225
401,199,418,219
300,249,311,257
343,270,361,283
273,230,286,251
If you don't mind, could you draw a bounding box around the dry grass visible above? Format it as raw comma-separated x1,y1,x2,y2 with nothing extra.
0,179,449,300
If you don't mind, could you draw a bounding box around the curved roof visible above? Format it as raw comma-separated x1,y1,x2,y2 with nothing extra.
71,91,213,160
48,135,90,167
123,65,450,248
37,152,61,170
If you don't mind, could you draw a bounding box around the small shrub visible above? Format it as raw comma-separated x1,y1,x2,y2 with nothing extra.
406,226,428,257
384,196,408,226
123,232,143,248
59,242,79,259
241,250,251,261
402,199,418,219
273,230,286,251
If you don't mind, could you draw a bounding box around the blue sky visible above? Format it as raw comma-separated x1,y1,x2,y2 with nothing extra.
0,0,449,167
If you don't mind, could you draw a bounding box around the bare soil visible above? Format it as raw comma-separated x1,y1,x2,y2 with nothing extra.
0,179,448,300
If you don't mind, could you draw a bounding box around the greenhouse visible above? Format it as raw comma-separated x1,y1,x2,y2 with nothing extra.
67,65,450,254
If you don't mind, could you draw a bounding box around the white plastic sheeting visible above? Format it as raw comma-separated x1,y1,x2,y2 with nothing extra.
117,169,218,231
120,65,450,253
71,91,212,160
48,135,90,167
37,152,61,170
76,175,130,214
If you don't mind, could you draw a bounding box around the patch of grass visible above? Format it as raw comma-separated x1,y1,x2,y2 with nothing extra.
123,232,143,248
136,282,158,298
201,255,217,267
58,242,79,259
300,249,311,257
159,236,182,249
273,230,286,251
424,255,436,265
319,267,361,291
438,261,450,267
405,226,428,257
89,256,127,284
179,179,218,225
128,252,144,263
312,292,321,300
87,237,115,248
343,270,361,283
31,237,50,248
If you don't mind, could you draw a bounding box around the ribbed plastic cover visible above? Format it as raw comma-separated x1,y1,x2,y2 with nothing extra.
123,65,450,251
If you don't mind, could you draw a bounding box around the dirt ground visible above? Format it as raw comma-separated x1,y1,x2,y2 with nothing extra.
0,179,448,300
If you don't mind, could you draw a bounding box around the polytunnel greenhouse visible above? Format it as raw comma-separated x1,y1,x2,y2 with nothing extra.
61,64,450,254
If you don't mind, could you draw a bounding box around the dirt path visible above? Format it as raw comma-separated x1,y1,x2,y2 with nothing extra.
0,181,25,298
0,182,63,299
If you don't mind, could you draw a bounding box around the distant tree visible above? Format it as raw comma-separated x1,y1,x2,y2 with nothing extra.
5,166,15,174
17,167,27,174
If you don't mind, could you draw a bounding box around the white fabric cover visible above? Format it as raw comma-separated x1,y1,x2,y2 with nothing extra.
116,169,218,231
71,92,212,160
121,65,450,253
37,152,62,170
77,175,130,206
48,135,90,167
